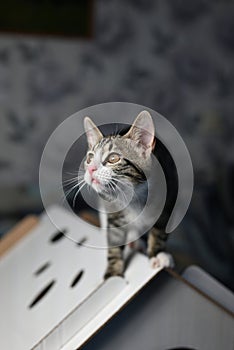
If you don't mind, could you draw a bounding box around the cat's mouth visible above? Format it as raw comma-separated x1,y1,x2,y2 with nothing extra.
84,172,100,187
87,176,108,196
89,180,102,193
84,171,122,202
85,171,111,190
91,178,100,185
90,178,118,201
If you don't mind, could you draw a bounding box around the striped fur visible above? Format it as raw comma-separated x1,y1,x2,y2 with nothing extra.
83,112,178,278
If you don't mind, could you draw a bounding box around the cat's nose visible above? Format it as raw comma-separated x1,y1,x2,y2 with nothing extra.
88,165,97,175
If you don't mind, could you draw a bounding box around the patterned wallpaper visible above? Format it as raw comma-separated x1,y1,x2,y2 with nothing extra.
0,0,233,289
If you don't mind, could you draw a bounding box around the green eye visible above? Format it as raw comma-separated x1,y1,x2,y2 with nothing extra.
86,153,94,164
108,153,120,164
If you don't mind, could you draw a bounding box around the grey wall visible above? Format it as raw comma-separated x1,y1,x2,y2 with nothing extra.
0,0,233,290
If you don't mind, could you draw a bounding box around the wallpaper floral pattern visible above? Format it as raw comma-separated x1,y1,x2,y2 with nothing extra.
0,0,233,289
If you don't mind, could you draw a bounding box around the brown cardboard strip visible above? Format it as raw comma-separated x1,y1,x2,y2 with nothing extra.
0,215,38,258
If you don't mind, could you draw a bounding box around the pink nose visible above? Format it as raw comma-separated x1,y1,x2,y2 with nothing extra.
88,165,97,175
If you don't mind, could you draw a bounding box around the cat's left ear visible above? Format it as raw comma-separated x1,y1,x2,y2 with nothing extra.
84,117,103,149
123,111,155,154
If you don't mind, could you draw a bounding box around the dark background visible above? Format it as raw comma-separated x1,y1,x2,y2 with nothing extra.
0,0,233,291
0,0,92,37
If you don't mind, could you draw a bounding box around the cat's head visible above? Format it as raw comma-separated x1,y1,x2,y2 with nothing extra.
83,111,155,201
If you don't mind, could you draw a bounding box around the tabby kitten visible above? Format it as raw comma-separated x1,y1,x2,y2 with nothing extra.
83,111,178,278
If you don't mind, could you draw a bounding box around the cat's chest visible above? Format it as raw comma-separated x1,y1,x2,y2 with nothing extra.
99,201,141,230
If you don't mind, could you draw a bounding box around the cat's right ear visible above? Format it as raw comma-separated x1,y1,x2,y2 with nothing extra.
84,117,103,149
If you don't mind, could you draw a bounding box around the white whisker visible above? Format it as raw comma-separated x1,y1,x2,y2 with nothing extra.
62,179,85,202
73,181,87,207
63,177,78,184
110,180,128,205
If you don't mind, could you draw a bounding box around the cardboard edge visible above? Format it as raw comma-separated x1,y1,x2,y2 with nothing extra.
166,267,234,318
0,215,38,258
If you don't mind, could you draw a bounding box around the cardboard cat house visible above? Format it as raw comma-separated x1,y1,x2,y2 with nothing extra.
0,206,233,350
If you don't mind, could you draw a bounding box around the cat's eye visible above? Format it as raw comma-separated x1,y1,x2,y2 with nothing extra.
107,153,120,164
86,153,94,164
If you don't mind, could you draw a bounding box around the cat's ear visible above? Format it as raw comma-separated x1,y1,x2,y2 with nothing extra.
84,117,103,149
123,111,155,153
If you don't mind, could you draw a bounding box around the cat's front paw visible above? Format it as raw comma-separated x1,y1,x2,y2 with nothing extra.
104,260,124,280
104,271,124,280
150,252,174,270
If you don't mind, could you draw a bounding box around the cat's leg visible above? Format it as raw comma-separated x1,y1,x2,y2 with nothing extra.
147,227,174,269
147,226,167,257
104,246,124,279
123,229,146,265
104,212,126,279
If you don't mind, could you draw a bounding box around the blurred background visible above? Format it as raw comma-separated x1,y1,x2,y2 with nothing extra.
0,0,233,291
